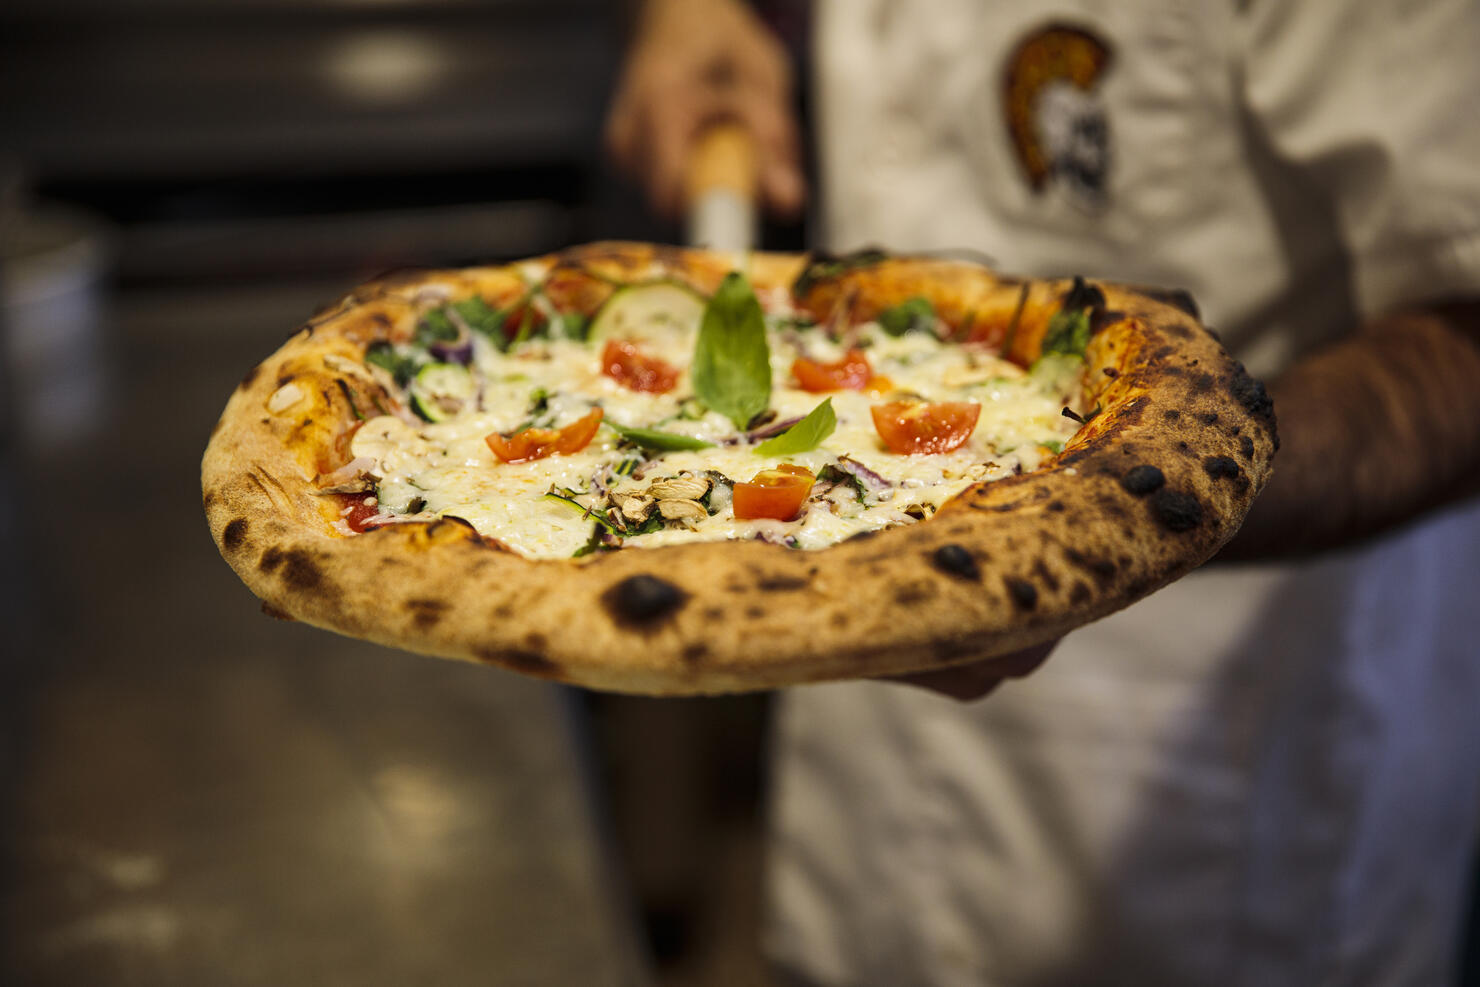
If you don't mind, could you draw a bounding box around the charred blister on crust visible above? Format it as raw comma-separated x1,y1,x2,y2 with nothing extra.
932,544,981,581
894,579,938,605
604,574,687,627
497,649,563,679
406,598,447,630
1198,411,1219,425
259,547,326,591
1151,489,1204,532
1229,363,1275,423
1005,577,1039,611
1239,435,1256,460
755,573,810,592
1032,560,1060,593
1203,456,1241,481
222,518,249,551
1120,464,1166,495
1064,547,1117,584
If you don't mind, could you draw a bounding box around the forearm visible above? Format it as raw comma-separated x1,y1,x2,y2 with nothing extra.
1221,303,1480,560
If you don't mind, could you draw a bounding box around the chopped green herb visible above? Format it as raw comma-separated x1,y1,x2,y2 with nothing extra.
1039,276,1105,358
792,249,888,296
572,524,614,558
543,491,620,534
364,341,419,387
1039,439,1064,454
691,272,772,430
878,297,935,336
416,308,458,347
818,464,868,504
1040,307,1092,358
452,297,504,337
754,398,837,456
334,379,365,421
607,422,715,452
558,312,591,340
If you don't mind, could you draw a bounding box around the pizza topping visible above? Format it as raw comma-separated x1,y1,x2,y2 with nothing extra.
409,363,476,422
338,269,1082,558
485,407,604,463
1040,277,1106,358
753,399,838,456
870,401,983,455
267,381,305,413
601,339,681,393
792,349,876,392
607,421,716,452
732,465,816,522
877,297,937,337
314,456,377,494
691,272,772,429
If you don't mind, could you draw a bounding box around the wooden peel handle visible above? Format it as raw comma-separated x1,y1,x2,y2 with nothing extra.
684,122,758,205
684,123,758,250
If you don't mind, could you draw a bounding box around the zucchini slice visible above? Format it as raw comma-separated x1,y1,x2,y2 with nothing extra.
409,363,476,422
587,281,707,352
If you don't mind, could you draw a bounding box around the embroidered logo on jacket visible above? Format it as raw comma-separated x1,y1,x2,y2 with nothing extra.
1003,23,1114,209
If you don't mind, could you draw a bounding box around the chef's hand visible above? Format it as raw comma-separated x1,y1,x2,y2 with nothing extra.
605,0,806,219
885,641,1059,701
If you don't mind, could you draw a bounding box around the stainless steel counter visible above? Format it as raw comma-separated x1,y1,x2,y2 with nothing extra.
0,279,650,986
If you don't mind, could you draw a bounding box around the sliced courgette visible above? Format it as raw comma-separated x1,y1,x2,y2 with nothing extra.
409,362,476,422
587,281,707,352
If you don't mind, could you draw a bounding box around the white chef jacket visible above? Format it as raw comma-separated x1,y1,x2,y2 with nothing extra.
766,1,1480,984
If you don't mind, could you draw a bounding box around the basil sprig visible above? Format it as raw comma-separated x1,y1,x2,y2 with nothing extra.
754,398,836,456
692,272,772,430
878,297,935,336
1039,276,1106,358
607,421,715,452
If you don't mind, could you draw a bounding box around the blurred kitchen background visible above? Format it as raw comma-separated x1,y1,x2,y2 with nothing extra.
0,1,806,984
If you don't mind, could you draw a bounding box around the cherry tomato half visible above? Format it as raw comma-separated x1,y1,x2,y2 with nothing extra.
732,464,815,521
870,401,982,455
791,348,876,392
339,492,383,532
486,407,604,463
601,339,680,394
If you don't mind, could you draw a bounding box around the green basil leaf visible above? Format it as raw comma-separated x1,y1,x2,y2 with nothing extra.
607,422,715,452
878,297,935,336
691,272,772,429
754,398,836,456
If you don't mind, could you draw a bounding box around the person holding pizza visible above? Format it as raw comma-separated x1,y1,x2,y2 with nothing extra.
608,0,1480,983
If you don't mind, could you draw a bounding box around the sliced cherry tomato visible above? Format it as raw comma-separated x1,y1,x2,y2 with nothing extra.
339,493,382,533
791,348,876,392
601,339,680,394
870,401,982,455
732,464,815,521
486,407,604,463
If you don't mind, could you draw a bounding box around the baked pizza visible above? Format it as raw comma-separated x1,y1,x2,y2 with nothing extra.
202,242,1276,694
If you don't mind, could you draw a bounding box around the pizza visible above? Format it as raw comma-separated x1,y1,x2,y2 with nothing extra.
202,242,1276,695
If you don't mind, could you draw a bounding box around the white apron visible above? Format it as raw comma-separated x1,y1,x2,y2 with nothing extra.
767,1,1480,983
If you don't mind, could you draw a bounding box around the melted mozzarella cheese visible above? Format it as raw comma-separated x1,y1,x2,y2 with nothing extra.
348,319,1082,559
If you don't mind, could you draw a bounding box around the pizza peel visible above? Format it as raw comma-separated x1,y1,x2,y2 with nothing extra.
684,123,758,252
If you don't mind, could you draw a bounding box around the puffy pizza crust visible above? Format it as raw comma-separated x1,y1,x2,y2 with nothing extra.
202,243,1276,695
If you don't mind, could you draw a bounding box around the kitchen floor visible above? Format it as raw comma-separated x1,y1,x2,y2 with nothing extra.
0,277,687,986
